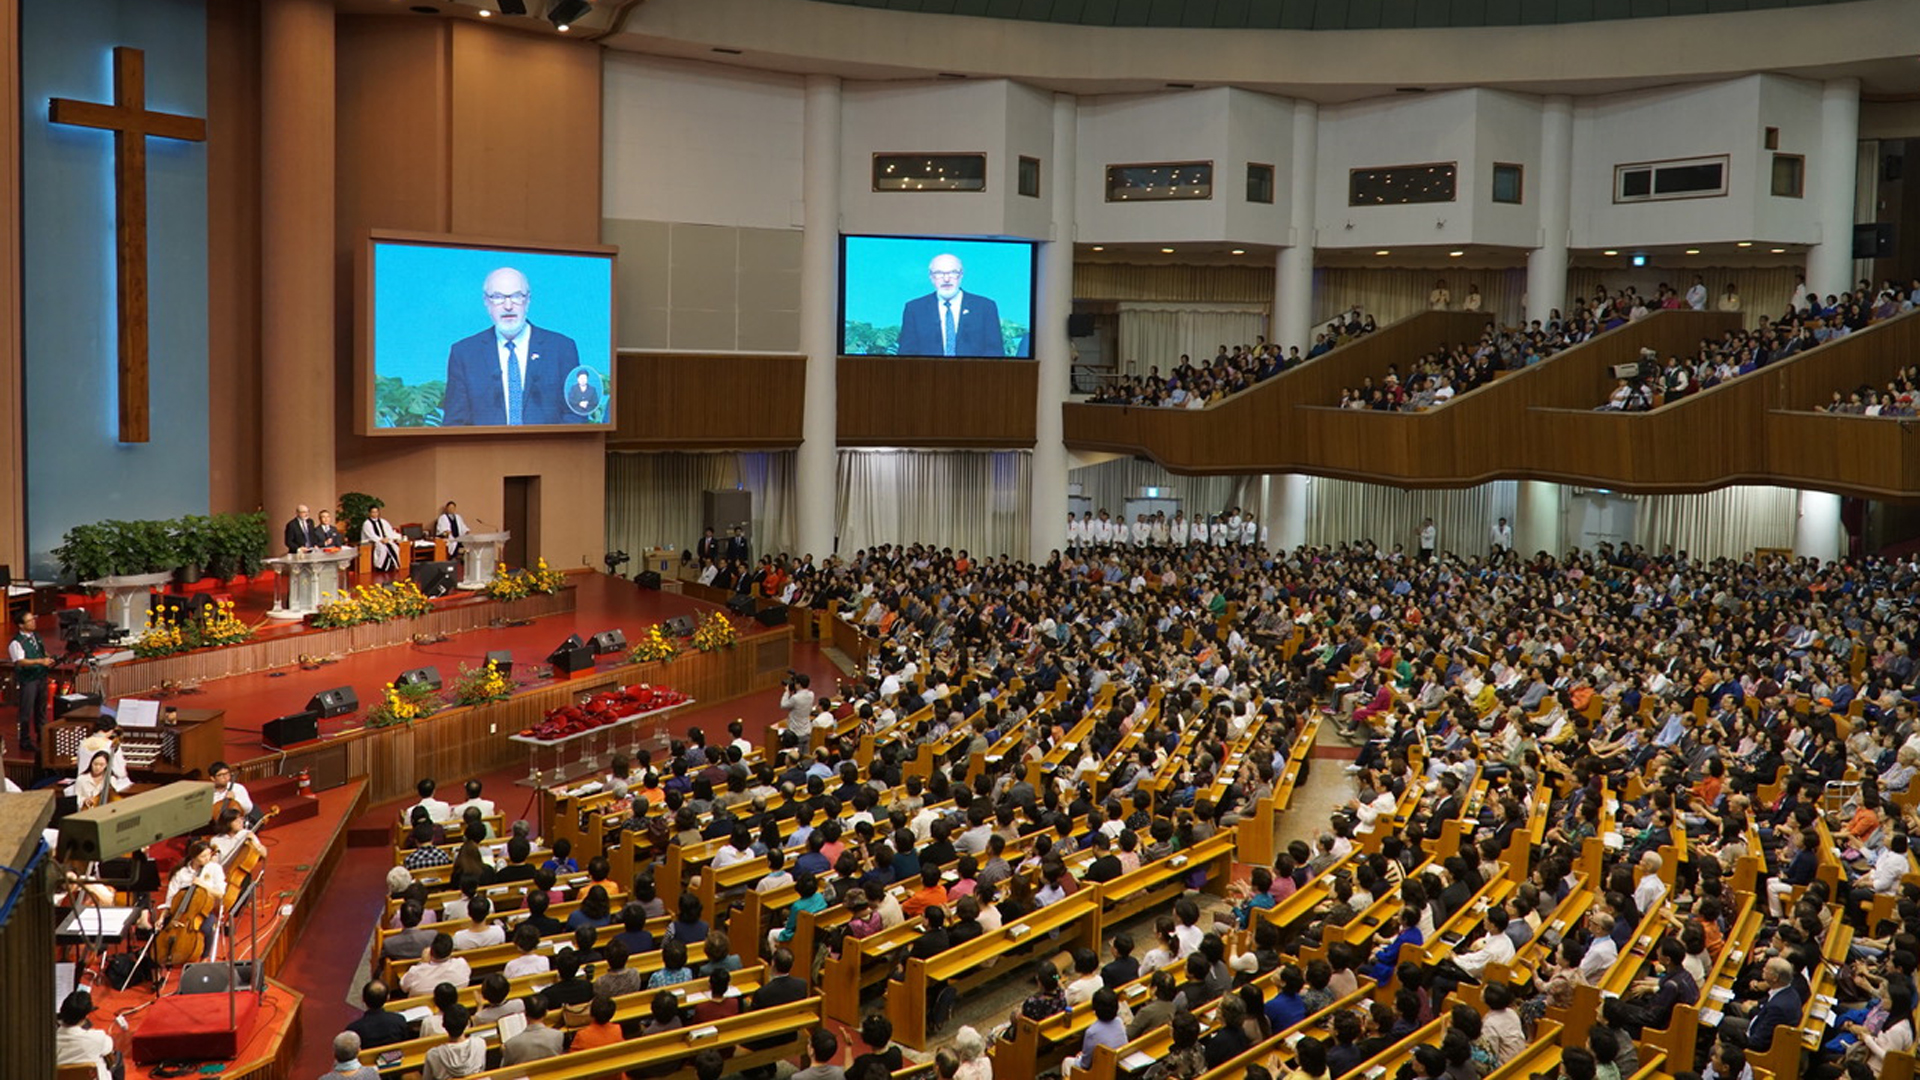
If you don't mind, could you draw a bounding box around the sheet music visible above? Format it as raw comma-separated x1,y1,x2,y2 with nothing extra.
62,907,138,935
116,699,161,729
54,961,76,1007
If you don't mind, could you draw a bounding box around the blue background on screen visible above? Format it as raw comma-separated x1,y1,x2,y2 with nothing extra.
372,241,613,427
841,235,1034,358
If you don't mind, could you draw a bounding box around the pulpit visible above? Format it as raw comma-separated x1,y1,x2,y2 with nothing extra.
458,531,511,590
266,549,359,619
84,572,173,633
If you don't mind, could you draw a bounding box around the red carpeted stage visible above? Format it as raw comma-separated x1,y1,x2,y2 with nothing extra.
12,571,841,1080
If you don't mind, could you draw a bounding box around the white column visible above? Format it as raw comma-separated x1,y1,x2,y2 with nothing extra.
1793,489,1843,563
796,75,841,559
1272,101,1317,354
1515,480,1563,557
1270,473,1308,551
1806,79,1861,298
1030,94,1076,562
1525,95,1573,326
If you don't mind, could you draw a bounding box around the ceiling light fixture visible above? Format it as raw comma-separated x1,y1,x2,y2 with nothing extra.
1160,247,1175,254
1770,248,1786,253
1736,241,1753,248
1684,249,1699,255
548,0,589,31
1091,246,1104,252
1374,250,1390,256
1230,249,1246,255
1602,250,1618,256
1448,250,1464,258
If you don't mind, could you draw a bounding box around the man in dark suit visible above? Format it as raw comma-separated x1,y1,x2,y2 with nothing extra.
726,526,750,564
896,253,1005,357
440,267,582,427
1423,774,1463,842
284,504,317,553
696,528,721,565
1734,956,1801,1050
344,980,411,1050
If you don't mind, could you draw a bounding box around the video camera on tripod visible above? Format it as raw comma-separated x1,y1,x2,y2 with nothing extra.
57,608,127,654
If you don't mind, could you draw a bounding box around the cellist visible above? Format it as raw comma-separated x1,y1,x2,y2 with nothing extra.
71,751,115,811
160,840,226,961
207,761,254,819
211,807,267,866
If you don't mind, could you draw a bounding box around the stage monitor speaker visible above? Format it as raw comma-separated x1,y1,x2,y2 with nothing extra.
755,604,789,627
484,650,513,678
410,559,458,598
1067,312,1096,337
547,635,594,676
664,615,696,638
308,686,357,718
635,570,662,590
262,710,319,750
180,961,255,993
395,665,443,691
1854,222,1897,260
589,629,627,655
726,594,757,616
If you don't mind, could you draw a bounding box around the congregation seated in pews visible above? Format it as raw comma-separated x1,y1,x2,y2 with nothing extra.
323,537,1920,1080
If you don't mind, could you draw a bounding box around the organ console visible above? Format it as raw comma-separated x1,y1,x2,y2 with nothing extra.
45,707,226,779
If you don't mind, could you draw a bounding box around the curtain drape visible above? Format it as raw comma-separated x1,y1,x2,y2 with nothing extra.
1311,267,1529,329
605,451,798,559
1067,458,1242,524
835,450,1032,559
1114,302,1272,374
1631,485,1797,561
1300,477,1519,556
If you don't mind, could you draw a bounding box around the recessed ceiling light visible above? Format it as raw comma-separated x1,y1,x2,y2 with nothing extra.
1736,241,1753,248
477,7,492,15
1770,248,1786,253
1230,249,1245,255
1374,250,1390,256
1448,250,1464,258
1090,246,1104,252
1160,248,1174,254
1684,249,1700,255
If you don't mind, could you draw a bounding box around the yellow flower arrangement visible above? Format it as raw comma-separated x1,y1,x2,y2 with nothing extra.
133,598,256,658
312,580,434,628
486,558,567,601
366,679,441,728
451,659,514,706
628,623,680,664
691,610,737,653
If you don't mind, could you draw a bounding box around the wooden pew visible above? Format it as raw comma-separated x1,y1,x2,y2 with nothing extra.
460,995,821,1080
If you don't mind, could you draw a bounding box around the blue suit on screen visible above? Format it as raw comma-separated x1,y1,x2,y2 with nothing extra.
440,325,581,427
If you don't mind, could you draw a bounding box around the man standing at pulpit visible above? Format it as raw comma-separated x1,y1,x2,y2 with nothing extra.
284,504,317,553
10,613,52,753
435,501,467,558
362,506,401,573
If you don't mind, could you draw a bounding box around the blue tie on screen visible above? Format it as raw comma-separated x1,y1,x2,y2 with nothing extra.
942,299,956,357
505,339,523,424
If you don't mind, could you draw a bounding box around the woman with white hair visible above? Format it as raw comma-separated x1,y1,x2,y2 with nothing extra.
950,1025,991,1080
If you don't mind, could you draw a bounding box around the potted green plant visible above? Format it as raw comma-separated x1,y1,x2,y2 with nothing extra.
339,493,385,546
110,519,180,576
53,522,117,584
206,512,269,581
173,515,212,585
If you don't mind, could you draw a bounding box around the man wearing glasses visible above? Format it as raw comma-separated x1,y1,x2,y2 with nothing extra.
440,266,583,426
896,252,1005,357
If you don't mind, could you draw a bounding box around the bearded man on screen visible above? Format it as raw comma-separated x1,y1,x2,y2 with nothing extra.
440,267,581,426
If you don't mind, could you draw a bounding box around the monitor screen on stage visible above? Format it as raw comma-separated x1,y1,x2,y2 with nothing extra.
363,233,616,433
839,235,1035,359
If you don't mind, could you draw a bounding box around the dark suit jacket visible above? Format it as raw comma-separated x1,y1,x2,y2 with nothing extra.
696,537,721,563
1745,985,1802,1049
1424,796,1461,840
896,291,1004,356
440,325,581,427
345,1008,411,1050
284,517,316,552
567,383,601,416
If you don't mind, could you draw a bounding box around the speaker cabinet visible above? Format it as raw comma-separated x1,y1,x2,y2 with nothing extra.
547,635,594,676
1067,312,1096,337
755,604,789,627
396,665,443,691
263,711,319,750
410,559,458,598
485,650,513,678
307,687,357,718
635,570,662,590
589,630,627,655
664,615,696,637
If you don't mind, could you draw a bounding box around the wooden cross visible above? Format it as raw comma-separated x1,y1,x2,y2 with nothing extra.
49,47,207,444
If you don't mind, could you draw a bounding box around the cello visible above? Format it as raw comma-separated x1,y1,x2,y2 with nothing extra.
153,881,217,967
220,805,279,911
